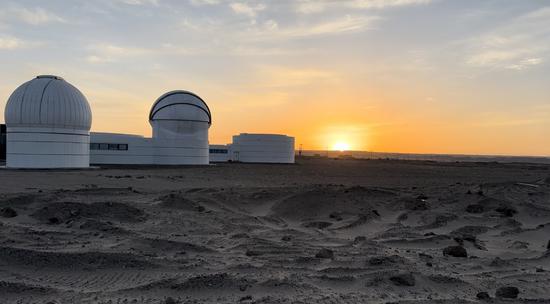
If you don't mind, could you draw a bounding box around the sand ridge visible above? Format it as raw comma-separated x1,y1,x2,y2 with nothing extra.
0,158,549,303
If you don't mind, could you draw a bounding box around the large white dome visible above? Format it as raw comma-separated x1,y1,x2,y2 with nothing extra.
4,75,92,130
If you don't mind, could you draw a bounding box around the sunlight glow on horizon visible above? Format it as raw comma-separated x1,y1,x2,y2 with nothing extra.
332,141,351,152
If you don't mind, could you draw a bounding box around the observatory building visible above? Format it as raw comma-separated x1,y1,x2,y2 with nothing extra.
2,75,295,168
3,75,92,168
90,90,211,165
209,134,295,163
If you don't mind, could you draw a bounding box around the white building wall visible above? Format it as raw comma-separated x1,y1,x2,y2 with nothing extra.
230,134,295,164
6,127,89,168
90,133,210,165
209,144,230,162
89,133,153,165
153,138,209,165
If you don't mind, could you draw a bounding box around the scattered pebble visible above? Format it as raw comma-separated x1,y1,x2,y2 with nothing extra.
465,204,484,213
281,235,292,242
0,207,17,218
165,297,177,304
476,291,490,300
495,206,517,217
315,249,334,259
495,286,519,299
389,273,415,286
443,246,468,258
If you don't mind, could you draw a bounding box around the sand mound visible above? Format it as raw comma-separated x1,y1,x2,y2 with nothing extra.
157,193,203,211
0,247,153,269
0,281,55,294
270,186,385,222
30,201,146,224
173,273,252,291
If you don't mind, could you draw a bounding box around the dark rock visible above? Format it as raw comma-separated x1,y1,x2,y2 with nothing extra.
372,209,380,216
315,248,334,259
536,267,544,272
495,206,517,217
476,292,490,300
304,221,332,229
443,246,467,258
495,286,519,299
547,240,550,250
48,217,60,225
466,204,484,213
329,212,343,221
490,257,510,267
405,199,428,210
245,250,262,257
0,207,17,218
239,295,253,302
196,205,205,212
352,236,367,244
426,262,433,267
368,255,405,266
281,235,292,242
389,273,415,286
165,297,177,304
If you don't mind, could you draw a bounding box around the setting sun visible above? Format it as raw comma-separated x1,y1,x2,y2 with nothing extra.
332,142,351,152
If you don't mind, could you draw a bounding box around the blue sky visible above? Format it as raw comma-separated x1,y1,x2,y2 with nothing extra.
1,0,549,155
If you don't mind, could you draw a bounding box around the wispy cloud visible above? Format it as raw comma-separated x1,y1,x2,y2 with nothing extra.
5,7,65,25
296,0,433,14
242,15,380,41
188,0,221,6
350,0,433,9
86,43,150,63
117,0,160,5
465,7,550,71
230,2,266,18
0,36,23,50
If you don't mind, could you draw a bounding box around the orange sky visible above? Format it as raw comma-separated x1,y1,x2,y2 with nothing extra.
0,1,549,156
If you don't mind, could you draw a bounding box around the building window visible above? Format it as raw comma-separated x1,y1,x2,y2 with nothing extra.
90,143,129,151
209,149,228,154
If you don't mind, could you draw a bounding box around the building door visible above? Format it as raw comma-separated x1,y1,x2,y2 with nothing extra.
0,124,6,161
233,151,239,162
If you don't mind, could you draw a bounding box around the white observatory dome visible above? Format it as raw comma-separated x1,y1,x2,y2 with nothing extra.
149,90,211,165
149,90,211,138
5,75,92,130
4,75,92,168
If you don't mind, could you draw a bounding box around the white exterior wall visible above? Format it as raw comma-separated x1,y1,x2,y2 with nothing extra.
209,144,230,162
90,133,210,165
230,134,295,164
89,133,153,165
7,127,89,168
153,137,209,165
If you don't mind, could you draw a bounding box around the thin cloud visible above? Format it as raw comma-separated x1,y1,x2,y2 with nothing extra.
296,0,433,14
465,6,550,71
0,36,23,50
189,0,221,6
117,0,160,5
244,15,380,40
7,7,66,25
230,2,266,18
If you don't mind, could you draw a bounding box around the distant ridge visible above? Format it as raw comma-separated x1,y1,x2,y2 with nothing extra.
300,150,550,165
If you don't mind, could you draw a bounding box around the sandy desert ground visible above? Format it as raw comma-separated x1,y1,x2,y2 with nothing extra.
0,157,549,304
